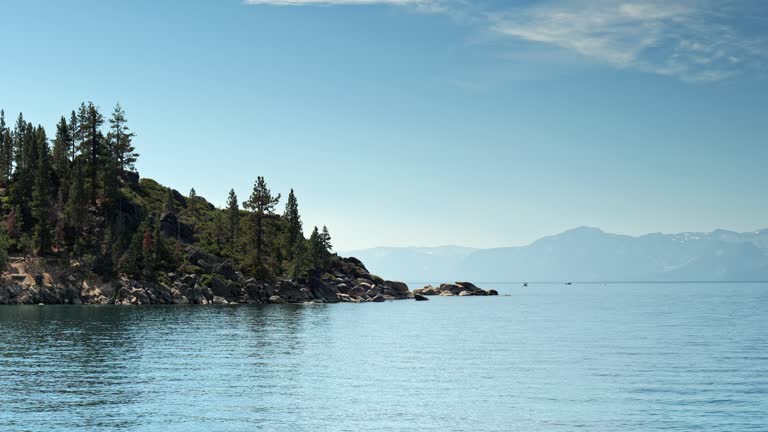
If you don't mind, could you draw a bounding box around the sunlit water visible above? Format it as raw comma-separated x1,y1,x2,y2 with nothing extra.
1,283,766,431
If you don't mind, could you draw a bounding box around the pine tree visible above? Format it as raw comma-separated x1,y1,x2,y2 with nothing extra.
108,103,137,173
0,110,11,184
79,102,104,205
321,225,332,252
283,188,302,260
189,188,196,199
290,227,307,280
243,176,280,277
68,110,79,162
64,162,87,245
31,127,52,255
308,226,325,268
51,116,71,183
226,189,239,248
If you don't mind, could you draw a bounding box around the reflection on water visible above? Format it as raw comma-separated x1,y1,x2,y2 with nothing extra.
1,283,767,431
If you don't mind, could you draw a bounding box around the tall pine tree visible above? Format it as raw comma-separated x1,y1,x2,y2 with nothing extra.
283,188,303,261
243,176,280,277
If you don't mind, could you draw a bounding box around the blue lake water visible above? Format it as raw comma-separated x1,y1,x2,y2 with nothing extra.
1,282,766,431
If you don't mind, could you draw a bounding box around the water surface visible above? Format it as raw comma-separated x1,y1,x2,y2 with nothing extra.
1,283,766,431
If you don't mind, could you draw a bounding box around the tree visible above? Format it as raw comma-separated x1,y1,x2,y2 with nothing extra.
64,162,87,251
308,226,326,268
321,225,332,252
283,188,302,261
51,116,71,183
108,103,138,174
0,110,12,184
31,127,52,255
226,189,239,248
68,110,79,162
79,102,104,205
243,176,280,277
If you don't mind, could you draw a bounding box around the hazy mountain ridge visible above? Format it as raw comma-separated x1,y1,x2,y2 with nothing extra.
343,227,768,282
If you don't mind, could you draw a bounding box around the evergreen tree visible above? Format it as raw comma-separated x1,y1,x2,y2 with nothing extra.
321,225,332,252
243,176,280,277
226,189,239,248
64,162,87,248
107,103,137,173
0,110,11,184
308,226,325,268
31,127,52,255
51,116,71,183
283,189,302,260
289,227,307,280
189,188,196,199
68,110,79,162
79,102,104,205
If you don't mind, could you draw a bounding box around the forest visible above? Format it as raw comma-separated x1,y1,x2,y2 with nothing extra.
0,103,333,285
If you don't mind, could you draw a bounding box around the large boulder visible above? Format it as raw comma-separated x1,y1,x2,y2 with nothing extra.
309,276,339,303
208,275,240,300
160,212,195,244
348,285,368,298
439,283,463,295
414,294,429,301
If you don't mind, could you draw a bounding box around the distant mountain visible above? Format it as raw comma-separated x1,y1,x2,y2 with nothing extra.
342,227,768,282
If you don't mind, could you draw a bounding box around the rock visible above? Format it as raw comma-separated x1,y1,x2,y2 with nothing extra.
348,285,368,298
371,294,386,303
458,291,472,296
415,285,439,296
212,296,228,305
488,289,499,296
366,285,382,298
309,276,339,303
414,294,429,301
336,283,350,294
160,212,195,243
268,295,285,304
456,281,481,292
208,275,240,300
439,283,463,295
439,291,454,296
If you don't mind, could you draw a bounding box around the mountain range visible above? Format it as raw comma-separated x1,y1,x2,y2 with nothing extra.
342,227,768,283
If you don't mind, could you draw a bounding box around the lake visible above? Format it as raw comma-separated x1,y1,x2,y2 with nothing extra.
1,283,766,431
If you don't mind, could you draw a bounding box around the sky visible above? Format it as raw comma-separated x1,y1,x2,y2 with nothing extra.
0,0,766,250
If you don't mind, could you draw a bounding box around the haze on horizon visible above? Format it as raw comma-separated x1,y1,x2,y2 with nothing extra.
1,0,766,250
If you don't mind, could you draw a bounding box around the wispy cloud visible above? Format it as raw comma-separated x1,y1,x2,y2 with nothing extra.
245,0,767,82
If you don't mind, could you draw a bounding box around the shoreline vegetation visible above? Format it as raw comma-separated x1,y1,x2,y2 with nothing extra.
0,102,494,306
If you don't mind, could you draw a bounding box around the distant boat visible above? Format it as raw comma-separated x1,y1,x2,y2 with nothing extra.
565,282,573,285
522,282,528,287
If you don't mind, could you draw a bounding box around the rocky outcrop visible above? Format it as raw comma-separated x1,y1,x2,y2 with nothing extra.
0,252,413,306
413,281,498,297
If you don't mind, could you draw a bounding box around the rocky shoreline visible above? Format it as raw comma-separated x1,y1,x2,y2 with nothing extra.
0,250,416,305
0,250,502,305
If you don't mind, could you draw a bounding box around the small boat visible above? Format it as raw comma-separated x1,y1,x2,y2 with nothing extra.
565,282,572,285
522,282,528,287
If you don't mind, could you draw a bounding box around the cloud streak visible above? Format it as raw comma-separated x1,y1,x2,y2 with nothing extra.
245,0,767,82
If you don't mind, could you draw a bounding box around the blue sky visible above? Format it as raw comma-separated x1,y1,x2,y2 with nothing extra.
0,0,766,250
